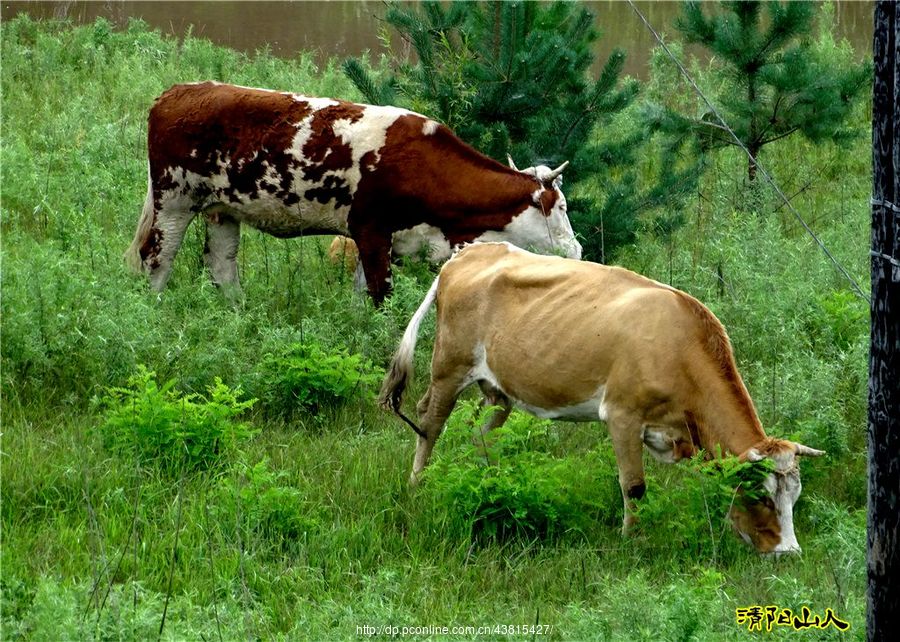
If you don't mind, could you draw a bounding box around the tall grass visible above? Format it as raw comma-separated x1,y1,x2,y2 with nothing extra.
2,15,868,640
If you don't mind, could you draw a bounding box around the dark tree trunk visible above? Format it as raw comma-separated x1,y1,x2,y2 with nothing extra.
748,76,759,183
747,143,759,183
868,2,900,641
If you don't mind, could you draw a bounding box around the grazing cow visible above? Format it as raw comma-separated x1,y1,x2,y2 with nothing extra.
328,236,360,274
326,227,459,290
125,81,581,304
379,242,824,555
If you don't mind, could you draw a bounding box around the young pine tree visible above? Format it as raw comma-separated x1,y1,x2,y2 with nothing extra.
343,0,699,262
658,1,871,183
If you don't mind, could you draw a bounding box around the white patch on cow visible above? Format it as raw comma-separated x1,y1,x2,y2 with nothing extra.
332,105,415,166
466,342,497,393
422,119,439,135
641,427,678,463
262,104,419,232
517,391,608,422
467,342,607,421
738,459,802,555
291,94,339,110
769,464,802,554
392,224,453,262
473,205,551,247
472,199,581,260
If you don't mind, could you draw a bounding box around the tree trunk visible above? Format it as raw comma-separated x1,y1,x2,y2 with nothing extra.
747,143,759,183
747,75,759,183
868,2,900,641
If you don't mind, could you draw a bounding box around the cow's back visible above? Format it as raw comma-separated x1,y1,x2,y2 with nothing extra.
149,82,312,176
435,243,716,411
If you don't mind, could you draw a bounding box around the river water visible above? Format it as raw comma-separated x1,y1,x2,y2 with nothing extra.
3,1,874,80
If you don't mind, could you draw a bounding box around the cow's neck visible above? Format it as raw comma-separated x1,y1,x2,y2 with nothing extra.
689,367,768,458
452,168,541,216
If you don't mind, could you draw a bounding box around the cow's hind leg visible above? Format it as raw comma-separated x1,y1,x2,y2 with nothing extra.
203,209,242,295
607,408,647,536
146,202,197,292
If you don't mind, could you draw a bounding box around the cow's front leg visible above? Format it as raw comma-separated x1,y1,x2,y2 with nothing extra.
608,408,646,536
410,366,470,486
353,230,393,305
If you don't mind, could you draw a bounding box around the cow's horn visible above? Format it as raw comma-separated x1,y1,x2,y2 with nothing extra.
546,161,569,182
794,443,825,457
507,154,519,171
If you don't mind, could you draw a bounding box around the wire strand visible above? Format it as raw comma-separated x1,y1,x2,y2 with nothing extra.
626,0,870,303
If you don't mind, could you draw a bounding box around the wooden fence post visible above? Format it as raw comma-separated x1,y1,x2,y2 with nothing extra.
868,2,900,640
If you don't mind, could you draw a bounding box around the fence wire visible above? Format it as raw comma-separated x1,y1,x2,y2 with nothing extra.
626,0,870,303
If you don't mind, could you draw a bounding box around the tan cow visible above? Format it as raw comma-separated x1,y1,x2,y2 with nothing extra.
379,242,824,555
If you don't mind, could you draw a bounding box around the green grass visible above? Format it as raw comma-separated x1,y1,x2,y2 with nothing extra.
2,15,869,640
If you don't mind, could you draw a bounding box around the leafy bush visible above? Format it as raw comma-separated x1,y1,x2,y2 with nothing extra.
254,342,382,418
636,453,774,559
421,401,620,540
96,367,256,473
805,289,868,354
213,459,320,544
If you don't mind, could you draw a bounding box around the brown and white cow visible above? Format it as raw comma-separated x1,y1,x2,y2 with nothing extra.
125,82,581,304
378,242,824,555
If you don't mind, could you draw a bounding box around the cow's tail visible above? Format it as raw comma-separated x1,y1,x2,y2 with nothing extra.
378,274,440,423
124,175,154,274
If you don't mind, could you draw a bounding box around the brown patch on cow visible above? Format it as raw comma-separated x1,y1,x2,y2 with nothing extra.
148,83,367,214
305,175,352,207
672,436,697,461
539,188,557,216
139,226,163,265
328,236,359,274
730,496,782,553
748,438,795,459
350,114,549,247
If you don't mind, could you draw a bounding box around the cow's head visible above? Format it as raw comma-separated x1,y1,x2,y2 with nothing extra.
730,439,824,556
506,156,582,260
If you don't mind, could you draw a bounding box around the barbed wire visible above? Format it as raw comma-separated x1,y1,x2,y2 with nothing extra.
626,0,870,303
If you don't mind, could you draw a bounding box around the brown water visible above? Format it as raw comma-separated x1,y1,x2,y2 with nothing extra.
2,1,874,79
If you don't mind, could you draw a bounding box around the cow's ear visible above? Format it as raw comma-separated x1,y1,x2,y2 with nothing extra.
743,448,767,462
642,428,685,463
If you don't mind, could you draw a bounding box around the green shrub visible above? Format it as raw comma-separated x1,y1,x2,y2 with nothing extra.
636,453,774,559
96,367,256,473
212,459,321,544
805,289,868,354
254,342,382,418
422,401,620,540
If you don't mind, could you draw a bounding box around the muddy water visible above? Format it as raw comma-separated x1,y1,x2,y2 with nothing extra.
3,1,874,79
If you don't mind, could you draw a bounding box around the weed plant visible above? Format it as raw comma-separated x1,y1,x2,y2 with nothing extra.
2,15,869,640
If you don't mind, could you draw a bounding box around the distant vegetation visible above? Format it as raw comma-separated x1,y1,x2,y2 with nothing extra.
2,8,869,640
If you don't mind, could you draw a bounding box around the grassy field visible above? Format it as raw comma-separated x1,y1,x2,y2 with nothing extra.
2,16,870,640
